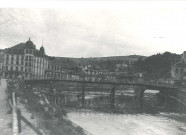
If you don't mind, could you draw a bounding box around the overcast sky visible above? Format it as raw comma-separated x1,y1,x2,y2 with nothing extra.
1,2,186,57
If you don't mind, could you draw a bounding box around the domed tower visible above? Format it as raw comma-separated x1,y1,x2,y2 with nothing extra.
40,45,45,56
25,38,36,49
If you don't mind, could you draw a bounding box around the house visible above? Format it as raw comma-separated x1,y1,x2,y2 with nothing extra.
171,51,186,84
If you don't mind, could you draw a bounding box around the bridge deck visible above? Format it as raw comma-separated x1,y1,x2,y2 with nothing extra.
24,78,178,90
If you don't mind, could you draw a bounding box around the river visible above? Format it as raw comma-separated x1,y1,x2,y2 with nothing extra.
68,111,186,135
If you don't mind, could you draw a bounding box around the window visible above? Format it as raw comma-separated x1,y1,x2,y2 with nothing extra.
21,61,23,65
21,56,24,60
16,67,18,71
6,60,8,64
16,61,19,65
16,55,19,60
11,55,14,60
6,66,8,71
28,68,31,72
21,67,23,71
10,66,13,71
29,50,32,54
11,61,13,64
26,56,28,61
6,55,9,59
25,68,27,72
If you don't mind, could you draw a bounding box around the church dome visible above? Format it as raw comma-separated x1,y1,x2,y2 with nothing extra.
25,38,35,49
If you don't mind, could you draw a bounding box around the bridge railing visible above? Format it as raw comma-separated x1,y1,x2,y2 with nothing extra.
9,91,43,135
24,75,176,89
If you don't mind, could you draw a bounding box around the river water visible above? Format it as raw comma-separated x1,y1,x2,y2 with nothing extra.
68,111,186,135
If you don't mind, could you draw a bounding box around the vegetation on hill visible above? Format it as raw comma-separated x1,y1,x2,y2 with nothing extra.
133,52,180,81
53,52,181,81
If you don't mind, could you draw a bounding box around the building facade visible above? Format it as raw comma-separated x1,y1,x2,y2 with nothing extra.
2,38,48,79
0,38,80,80
171,51,186,83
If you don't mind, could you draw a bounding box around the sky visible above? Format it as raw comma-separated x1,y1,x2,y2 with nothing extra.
0,1,186,57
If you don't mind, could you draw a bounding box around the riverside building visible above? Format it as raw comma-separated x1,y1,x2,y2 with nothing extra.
171,51,186,84
2,38,48,79
0,38,79,80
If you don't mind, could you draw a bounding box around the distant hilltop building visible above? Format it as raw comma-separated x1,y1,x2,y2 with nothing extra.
171,51,186,84
0,38,78,79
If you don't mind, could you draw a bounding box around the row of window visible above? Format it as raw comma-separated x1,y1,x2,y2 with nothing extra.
6,55,24,60
5,66,23,71
6,55,47,64
6,60,24,65
5,60,47,68
5,66,45,74
25,49,34,54
48,65,63,71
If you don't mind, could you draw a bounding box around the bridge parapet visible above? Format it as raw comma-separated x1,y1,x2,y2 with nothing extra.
24,75,177,90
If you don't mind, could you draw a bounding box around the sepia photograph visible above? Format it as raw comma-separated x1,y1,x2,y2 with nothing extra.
0,1,186,135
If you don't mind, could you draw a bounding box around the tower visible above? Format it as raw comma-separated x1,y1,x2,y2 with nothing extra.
40,39,45,56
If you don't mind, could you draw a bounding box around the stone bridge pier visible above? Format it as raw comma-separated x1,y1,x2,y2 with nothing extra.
110,87,116,108
158,89,178,111
134,86,146,109
157,90,168,106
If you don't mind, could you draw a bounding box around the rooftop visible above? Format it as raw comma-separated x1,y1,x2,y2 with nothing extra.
10,43,25,49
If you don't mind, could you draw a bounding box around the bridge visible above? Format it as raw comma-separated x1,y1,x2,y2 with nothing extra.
23,75,183,109
24,75,178,90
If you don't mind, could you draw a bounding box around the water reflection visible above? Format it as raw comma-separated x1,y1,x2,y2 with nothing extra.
60,91,159,114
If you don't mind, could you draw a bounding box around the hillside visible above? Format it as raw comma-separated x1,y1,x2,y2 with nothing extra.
133,52,180,81
54,55,146,72
52,52,181,81
56,55,146,65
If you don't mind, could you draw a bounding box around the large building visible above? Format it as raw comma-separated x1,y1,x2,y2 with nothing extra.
0,38,81,80
2,38,48,79
171,51,186,84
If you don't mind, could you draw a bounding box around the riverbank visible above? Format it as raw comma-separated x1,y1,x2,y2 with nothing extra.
19,89,87,135
6,78,88,135
0,79,12,135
